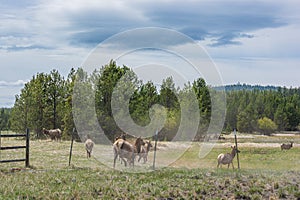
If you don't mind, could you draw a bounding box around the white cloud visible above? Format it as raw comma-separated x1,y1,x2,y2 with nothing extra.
0,0,300,109
0,80,27,87
0,80,26,107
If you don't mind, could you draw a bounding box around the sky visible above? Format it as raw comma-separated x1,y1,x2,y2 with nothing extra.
1,0,300,107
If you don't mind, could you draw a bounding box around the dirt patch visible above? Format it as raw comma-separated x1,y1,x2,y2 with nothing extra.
157,141,300,149
215,142,282,148
272,133,298,137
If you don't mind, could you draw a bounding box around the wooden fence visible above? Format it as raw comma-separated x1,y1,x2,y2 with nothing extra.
0,128,30,167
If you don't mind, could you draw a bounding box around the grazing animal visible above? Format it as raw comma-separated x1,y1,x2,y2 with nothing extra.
113,137,145,168
281,142,293,150
113,138,135,168
115,133,128,164
42,128,62,141
138,140,153,163
85,139,94,158
218,135,226,140
134,137,145,154
217,146,240,169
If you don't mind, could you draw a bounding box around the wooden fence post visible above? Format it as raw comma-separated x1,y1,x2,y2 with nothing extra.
0,129,30,167
0,130,1,162
25,128,30,168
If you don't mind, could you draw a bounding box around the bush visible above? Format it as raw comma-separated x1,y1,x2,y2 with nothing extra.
257,117,277,135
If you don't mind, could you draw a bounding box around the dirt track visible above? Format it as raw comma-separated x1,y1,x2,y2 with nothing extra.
215,142,300,148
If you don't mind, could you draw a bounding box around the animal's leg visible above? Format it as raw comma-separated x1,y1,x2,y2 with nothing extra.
138,154,142,162
231,162,235,169
132,154,135,168
121,158,127,167
113,154,118,168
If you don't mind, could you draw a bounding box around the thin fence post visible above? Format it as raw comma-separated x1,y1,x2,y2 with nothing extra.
153,130,158,170
25,128,30,168
234,129,240,169
69,128,75,166
0,130,2,161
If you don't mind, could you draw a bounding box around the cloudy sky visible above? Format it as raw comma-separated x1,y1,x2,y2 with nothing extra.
1,0,300,107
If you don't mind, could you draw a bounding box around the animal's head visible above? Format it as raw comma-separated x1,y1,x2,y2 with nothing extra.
135,137,145,146
42,128,48,134
147,141,153,148
231,145,241,153
121,133,126,140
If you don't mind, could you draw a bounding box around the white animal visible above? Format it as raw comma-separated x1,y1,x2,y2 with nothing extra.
85,139,94,158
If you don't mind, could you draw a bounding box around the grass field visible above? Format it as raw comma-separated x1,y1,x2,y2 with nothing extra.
0,133,299,199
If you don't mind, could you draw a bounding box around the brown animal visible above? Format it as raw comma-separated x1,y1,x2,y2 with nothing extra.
138,140,153,163
42,128,62,141
114,133,128,164
281,142,293,150
85,139,94,158
113,138,134,168
217,146,240,169
134,137,145,154
113,137,145,168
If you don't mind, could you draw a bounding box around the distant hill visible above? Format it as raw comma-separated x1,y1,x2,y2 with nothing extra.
214,83,281,91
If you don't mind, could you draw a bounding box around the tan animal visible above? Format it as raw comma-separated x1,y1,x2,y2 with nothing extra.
85,139,94,158
281,142,293,150
217,146,240,169
138,140,153,163
114,134,127,164
113,137,145,168
42,128,62,141
113,138,135,168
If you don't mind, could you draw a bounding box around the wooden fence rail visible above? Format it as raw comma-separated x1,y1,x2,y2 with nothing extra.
0,128,30,167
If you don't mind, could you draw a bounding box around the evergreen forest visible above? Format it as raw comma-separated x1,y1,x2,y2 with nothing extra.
2,61,300,141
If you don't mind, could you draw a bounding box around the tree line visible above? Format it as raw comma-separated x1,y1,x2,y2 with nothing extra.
225,87,300,134
2,61,300,141
7,60,211,141
0,108,11,131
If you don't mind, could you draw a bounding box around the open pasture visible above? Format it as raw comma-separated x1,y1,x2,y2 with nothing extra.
0,133,299,199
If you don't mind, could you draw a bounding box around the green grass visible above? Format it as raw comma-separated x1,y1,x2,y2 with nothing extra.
0,136,299,199
0,167,299,199
170,143,300,170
